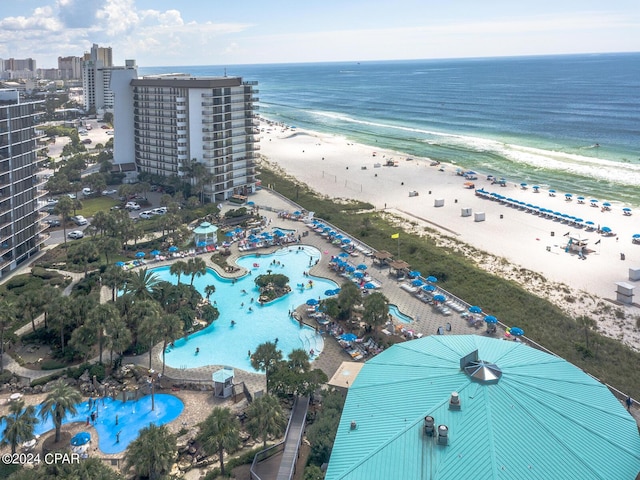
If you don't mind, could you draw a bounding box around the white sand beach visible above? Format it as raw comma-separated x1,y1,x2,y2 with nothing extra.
258,120,640,349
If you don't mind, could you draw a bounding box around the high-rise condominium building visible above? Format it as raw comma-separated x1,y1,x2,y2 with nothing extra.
0,89,47,277
81,43,133,112
58,56,83,80
111,74,259,202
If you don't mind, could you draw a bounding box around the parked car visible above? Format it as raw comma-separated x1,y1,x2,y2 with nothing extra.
68,230,84,239
82,187,94,196
46,219,61,227
139,211,154,219
67,193,77,199
125,202,140,210
81,139,92,144
71,215,88,226
102,189,117,195
151,207,167,215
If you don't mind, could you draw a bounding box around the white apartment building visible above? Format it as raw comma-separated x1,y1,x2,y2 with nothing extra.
0,89,47,277
111,74,259,202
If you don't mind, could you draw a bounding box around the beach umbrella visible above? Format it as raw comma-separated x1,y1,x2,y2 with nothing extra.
623,208,632,213
247,201,255,205
433,294,446,302
70,432,91,446
150,249,161,256
577,196,585,201
585,221,594,226
520,182,527,187
484,315,498,324
363,282,377,289
603,202,611,207
601,226,612,233
168,246,179,252
346,265,356,272
338,252,350,258
333,288,341,294
197,241,207,248
334,233,343,239
409,270,421,278
590,199,598,203
573,218,584,223
293,211,301,215
234,227,243,233
533,185,539,190
411,279,424,287
549,189,556,193
510,327,525,337
340,333,357,342
306,298,319,306
565,193,573,197
342,238,351,244
224,231,234,237
469,306,482,314
633,234,640,239
353,271,364,278
273,230,285,237
323,226,332,232
422,284,436,292
115,261,125,267
357,264,368,270
325,289,336,296
426,276,438,283
135,251,145,258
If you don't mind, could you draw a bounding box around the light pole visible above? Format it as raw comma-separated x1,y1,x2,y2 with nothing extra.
148,369,156,411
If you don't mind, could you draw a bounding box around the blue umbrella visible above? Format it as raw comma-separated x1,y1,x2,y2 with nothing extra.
342,238,351,244
633,234,640,239
585,221,595,226
338,252,350,258
469,306,482,314
325,289,336,296
353,271,364,278
150,249,161,256
168,246,179,252
565,193,573,197
135,251,145,258
549,189,556,193
293,211,301,215
247,201,255,205
590,199,598,203
71,432,91,446
510,327,525,337
306,298,319,306
601,226,612,233
364,282,377,289
422,284,436,292
234,227,243,233
115,261,125,267
577,196,585,200
346,265,356,272
340,333,357,342
433,294,446,302
484,315,498,324
197,241,207,248
426,276,438,283
357,264,367,270
411,279,424,287
603,202,611,207
409,270,421,278
225,231,235,237
623,208,632,212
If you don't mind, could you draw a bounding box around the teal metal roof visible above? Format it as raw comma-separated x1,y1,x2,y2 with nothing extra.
325,335,640,480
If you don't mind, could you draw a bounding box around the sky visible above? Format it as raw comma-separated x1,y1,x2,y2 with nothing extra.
1,0,639,68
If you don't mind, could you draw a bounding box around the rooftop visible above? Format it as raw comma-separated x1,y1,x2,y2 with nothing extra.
326,335,640,480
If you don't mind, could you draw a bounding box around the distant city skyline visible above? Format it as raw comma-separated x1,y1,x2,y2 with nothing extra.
1,0,639,68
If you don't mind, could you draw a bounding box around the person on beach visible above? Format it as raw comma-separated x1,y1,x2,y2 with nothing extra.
231,320,236,326
626,396,633,411
195,347,199,355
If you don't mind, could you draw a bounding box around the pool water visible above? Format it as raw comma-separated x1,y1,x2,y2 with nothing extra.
0,394,183,454
158,245,338,372
389,304,412,323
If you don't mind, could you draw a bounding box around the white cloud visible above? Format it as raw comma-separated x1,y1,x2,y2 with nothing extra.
0,6,62,32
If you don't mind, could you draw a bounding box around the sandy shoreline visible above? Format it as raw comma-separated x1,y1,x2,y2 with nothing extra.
258,119,640,349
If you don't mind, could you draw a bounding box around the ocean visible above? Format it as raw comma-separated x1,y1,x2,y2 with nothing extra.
140,53,640,206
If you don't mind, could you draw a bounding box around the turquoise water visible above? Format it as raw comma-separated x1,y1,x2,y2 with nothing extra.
142,54,640,206
0,394,183,454
389,304,412,323
158,245,337,372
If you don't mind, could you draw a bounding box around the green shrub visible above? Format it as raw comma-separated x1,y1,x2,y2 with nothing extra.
40,359,67,370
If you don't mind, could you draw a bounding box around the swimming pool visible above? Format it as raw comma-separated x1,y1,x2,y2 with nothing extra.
157,245,338,372
0,394,183,454
389,304,412,323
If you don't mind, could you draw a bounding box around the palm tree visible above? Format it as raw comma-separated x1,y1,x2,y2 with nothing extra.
68,241,99,277
88,303,119,363
250,341,283,393
102,265,129,301
54,195,74,244
157,313,183,375
204,284,216,302
124,424,176,480
170,260,188,284
137,305,162,369
17,290,42,333
0,298,15,371
197,407,242,476
186,257,207,286
245,394,287,448
577,315,597,350
125,268,160,299
40,379,82,443
105,315,132,367
1,399,38,454
363,291,389,330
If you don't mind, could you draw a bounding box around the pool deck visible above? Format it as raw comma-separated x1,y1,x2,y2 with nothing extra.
122,188,493,393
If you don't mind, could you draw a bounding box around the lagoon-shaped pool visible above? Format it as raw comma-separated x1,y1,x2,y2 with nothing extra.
158,245,338,372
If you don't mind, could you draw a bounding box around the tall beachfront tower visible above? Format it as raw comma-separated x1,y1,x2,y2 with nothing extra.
0,89,47,277
113,74,259,202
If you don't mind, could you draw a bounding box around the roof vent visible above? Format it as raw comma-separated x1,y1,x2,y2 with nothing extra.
437,425,449,445
423,416,435,436
449,391,461,410
350,420,357,430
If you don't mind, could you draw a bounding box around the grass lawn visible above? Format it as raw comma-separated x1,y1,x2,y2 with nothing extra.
76,196,121,217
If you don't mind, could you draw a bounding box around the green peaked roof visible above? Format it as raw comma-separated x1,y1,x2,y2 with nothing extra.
326,335,640,480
